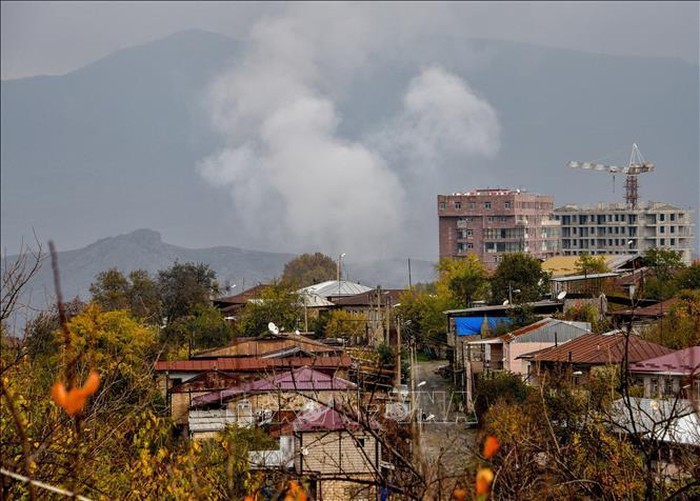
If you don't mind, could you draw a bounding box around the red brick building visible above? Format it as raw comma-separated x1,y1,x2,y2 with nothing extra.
437,188,561,269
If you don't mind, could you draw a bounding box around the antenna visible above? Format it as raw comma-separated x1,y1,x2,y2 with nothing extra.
567,143,654,209
267,322,280,335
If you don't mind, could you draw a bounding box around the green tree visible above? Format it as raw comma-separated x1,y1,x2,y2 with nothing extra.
672,260,700,291
281,252,337,288
236,282,302,337
158,262,218,323
396,289,453,348
437,256,489,308
90,268,161,321
490,253,549,305
324,309,367,343
643,248,685,282
574,253,609,275
89,268,131,311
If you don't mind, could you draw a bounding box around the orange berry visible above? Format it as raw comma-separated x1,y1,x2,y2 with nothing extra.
476,468,495,495
483,435,500,459
452,487,468,500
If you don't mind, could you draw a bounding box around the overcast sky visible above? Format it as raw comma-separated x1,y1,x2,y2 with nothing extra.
2,1,698,80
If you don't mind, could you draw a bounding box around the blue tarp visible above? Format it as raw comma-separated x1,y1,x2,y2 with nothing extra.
454,316,511,336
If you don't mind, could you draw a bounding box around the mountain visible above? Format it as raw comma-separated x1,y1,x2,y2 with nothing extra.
2,229,437,321
2,29,698,258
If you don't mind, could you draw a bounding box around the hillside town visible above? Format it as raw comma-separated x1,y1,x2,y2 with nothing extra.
2,175,698,500
1,2,699,498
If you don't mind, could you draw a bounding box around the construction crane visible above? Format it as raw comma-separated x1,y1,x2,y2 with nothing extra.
567,143,654,209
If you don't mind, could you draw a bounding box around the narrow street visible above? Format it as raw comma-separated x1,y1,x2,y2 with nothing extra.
412,360,477,492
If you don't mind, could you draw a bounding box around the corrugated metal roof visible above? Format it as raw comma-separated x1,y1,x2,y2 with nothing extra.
630,346,700,375
193,335,341,358
530,333,672,365
155,355,353,373
299,280,373,298
500,318,591,344
610,398,700,446
550,272,619,282
192,367,357,406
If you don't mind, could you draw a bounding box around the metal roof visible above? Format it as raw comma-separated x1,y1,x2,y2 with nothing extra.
612,297,680,318
154,355,353,373
298,280,373,298
550,272,620,282
629,346,700,376
192,335,341,358
529,333,672,365
192,366,357,407
609,398,700,446
331,289,404,307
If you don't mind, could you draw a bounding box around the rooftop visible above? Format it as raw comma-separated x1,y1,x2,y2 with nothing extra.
529,332,672,365
192,366,357,407
154,355,353,373
629,346,700,376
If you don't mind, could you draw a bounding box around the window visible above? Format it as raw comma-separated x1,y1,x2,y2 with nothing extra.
660,214,665,222
469,202,476,209
660,238,665,245
504,201,511,208
455,201,461,209
439,202,446,210
670,238,675,246
660,226,665,234
467,243,474,249
484,202,492,209
670,213,676,221
670,226,675,234
466,229,473,236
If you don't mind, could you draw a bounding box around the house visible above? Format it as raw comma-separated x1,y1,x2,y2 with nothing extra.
188,367,358,439
611,297,680,331
444,301,564,388
293,405,380,500
465,318,591,377
212,283,272,321
331,288,404,345
609,397,700,479
629,346,700,400
191,333,344,359
168,370,241,426
526,332,673,385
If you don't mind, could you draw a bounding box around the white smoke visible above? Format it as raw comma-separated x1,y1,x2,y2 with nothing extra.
198,6,500,259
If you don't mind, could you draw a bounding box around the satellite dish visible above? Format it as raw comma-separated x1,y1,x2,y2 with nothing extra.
502,300,509,306
557,291,567,301
294,329,301,336
301,447,309,456
267,322,280,335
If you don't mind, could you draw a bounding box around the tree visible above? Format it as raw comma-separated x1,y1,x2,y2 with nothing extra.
89,268,161,322
644,248,685,282
437,256,489,308
490,253,549,305
158,262,218,323
89,268,131,311
574,253,609,275
325,309,367,343
281,252,337,288
235,282,302,337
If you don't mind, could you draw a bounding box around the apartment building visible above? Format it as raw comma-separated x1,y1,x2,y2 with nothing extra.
554,202,694,264
437,188,561,269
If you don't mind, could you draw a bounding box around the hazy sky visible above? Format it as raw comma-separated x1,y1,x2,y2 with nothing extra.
2,1,698,80
1,1,698,260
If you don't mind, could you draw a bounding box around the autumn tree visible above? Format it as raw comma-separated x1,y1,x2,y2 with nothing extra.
437,255,489,308
490,253,549,304
235,282,302,337
281,252,337,288
642,248,686,299
324,309,368,343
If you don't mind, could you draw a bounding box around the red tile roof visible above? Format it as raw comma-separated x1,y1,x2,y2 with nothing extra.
155,355,353,373
629,346,700,375
530,333,672,365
